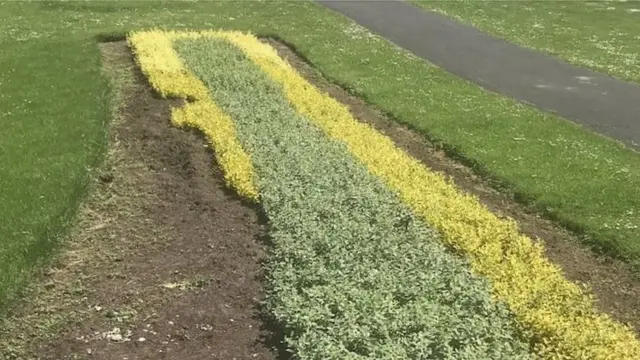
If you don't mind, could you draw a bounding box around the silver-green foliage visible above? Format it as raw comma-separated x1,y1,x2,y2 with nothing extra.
175,38,536,360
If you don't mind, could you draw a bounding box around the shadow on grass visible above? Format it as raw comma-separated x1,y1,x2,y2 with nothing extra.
96,32,127,43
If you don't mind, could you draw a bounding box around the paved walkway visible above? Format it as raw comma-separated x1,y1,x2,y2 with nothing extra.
317,0,640,148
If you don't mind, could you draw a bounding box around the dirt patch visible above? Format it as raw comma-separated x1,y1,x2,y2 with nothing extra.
0,41,278,360
265,39,640,334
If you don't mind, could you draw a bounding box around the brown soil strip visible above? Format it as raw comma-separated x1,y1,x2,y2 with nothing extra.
265,39,640,334
0,41,278,360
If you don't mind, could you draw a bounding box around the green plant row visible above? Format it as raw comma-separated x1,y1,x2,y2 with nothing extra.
223,32,640,359
173,37,535,359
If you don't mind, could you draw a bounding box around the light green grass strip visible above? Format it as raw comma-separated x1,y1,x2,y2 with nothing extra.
412,0,640,83
173,37,536,360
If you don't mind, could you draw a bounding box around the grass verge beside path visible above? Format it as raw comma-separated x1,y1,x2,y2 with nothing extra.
170,35,534,359
412,0,640,83
1,0,640,310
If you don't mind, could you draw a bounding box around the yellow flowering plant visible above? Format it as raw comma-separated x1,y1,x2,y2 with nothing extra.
128,30,259,201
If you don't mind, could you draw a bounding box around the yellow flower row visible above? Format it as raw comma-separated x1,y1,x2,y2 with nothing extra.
218,32,640,359
171,101,258,201
128,30,259,201
128,30,209,101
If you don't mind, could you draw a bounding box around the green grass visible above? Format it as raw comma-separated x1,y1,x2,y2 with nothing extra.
0,31,111,308
1,0,639,312
412,0,640,83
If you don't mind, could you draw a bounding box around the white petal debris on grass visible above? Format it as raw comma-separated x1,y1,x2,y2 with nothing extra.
75,328,133,343
103,327,133,342
342,22,380,43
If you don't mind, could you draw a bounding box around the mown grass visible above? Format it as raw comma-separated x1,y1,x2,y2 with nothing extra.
0,33,111,309
412,0,640,83
1,0,639,311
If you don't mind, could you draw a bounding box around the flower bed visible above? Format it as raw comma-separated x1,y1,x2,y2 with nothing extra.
129,30,640,360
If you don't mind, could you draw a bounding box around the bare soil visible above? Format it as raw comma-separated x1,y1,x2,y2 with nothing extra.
0,41,278,360
265,39,640,334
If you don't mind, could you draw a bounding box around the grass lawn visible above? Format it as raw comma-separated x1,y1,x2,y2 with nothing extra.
412,0,640,83
1,0,639,312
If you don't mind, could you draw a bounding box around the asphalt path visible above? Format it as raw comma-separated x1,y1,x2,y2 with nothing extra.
317,0,640,148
